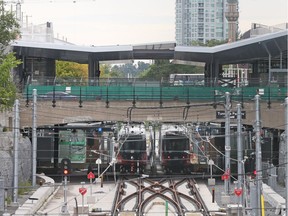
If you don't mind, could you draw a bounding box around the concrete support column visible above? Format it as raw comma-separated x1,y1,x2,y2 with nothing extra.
88,55,100,85
205,63,212,86
251,62,260,86
208,61,220,86
215,61,221,86
45,58,56,78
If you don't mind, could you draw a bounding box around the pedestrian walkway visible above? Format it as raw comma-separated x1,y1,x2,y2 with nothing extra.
202,178,286,216
37,178,117,215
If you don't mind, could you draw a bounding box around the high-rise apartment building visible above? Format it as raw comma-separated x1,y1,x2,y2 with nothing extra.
175,0,238,45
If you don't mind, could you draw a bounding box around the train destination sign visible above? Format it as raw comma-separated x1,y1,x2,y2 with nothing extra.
216,111,246,119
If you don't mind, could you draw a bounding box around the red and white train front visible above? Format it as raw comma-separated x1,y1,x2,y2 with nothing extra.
115,123,148,174
159,124,192,174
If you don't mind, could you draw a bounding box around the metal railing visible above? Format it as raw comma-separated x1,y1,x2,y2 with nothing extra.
23,84,287,104
24,75,288,88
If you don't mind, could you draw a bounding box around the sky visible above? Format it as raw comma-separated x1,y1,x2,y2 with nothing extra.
17,0,288,46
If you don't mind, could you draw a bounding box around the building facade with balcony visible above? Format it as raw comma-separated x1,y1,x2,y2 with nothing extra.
175,0,238,45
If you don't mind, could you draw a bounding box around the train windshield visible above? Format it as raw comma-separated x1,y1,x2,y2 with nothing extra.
163,136,189,151
120,135,146,152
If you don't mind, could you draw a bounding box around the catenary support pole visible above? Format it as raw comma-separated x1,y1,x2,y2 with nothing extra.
255,94,262,216
285,97,288,213
13,99,19,203
224,92,231,195
0,177,4,211
237,103,243,206
32,89,37,187
61,176,68,214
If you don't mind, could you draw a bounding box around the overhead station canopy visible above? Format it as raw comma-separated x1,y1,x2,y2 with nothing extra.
132,42,175,60
11,41,134,64
11,30,287,65
175,30,288,64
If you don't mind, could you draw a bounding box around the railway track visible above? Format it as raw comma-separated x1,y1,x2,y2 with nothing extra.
111,176,210,216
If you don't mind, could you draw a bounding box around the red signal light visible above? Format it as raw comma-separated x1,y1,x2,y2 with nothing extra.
253,170,257,175
61,158,71,176
63,169,69,175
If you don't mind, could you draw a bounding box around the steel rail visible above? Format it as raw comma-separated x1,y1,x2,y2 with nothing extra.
111,177,211,216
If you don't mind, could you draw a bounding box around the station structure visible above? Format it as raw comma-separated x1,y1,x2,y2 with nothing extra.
11,30,287,89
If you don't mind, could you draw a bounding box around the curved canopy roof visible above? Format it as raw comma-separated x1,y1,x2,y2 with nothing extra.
11,30,287,65
174,30,287,64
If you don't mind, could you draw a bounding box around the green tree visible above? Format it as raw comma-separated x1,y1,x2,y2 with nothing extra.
110,61,150,78
0,3,20,55
139,60,203,81
100,64,116,78
136,61,150,74
0,53,21,110
56,61,88,79
191,39,228,47
111,63,135,77
0,2,21,110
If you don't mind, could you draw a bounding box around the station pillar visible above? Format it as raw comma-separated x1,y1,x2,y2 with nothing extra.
88,54,100,86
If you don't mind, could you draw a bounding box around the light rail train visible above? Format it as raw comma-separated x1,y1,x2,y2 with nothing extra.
22,120,280,177
115,122,152,173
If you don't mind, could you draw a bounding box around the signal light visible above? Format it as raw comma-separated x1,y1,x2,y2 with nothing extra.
245,152,256,178
63,169,69,175
61,158,71,176
250,170,257,179
93,127,103,137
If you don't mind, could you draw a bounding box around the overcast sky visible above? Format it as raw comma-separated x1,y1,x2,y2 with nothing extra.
19,0,288,46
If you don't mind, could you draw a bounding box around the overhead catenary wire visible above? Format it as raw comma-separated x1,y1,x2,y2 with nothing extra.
8,94,285,178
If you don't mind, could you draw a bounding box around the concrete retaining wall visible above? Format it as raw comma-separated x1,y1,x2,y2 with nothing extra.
14,174,55,216
263,183,285,215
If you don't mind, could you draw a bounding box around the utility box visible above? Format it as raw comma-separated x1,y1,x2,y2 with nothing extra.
208,178,215,186
221,193,230,205
226,204,242,216
74,205,89,215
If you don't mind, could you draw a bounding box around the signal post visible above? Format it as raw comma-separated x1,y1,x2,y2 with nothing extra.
87,171,96,204
78,182,89,214
60,158,71,215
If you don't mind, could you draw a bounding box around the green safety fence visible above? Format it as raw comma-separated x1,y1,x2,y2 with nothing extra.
23,85,287,102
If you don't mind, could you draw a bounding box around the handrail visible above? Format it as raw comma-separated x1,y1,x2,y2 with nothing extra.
21,76,288,88
22,85,287,103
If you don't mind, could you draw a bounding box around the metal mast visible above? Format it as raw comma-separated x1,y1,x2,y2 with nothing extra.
13,99,19,203
224,92,231,195
32,89,37,187
255,94,262,215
